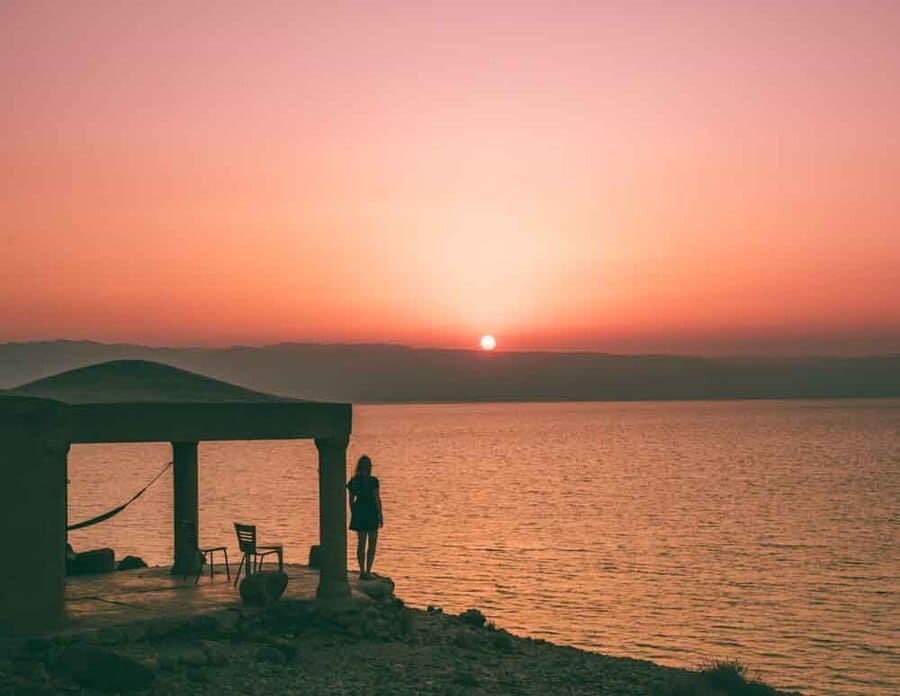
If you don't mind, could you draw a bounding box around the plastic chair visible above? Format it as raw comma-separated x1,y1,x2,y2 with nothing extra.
179,520,230,584
233,522,283,586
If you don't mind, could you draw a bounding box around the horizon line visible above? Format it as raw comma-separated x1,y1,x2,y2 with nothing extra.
1,337,898,361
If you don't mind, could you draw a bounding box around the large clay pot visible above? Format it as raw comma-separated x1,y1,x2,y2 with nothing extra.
239,570,288,606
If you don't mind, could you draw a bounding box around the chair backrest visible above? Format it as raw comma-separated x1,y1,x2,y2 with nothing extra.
234,523,257,553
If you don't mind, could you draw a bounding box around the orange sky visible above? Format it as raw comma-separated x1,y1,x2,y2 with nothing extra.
2,1,899,354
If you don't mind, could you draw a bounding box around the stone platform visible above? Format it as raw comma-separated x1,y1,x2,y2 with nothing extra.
62,563,373,634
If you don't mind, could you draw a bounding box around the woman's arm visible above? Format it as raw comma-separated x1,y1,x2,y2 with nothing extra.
375,489,384,527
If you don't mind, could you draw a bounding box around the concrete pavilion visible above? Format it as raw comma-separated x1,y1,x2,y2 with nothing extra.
0,360,352,634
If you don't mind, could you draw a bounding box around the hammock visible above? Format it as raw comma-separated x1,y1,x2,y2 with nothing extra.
67,460,173,531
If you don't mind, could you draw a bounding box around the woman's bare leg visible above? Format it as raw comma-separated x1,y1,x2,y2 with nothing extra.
356,531,366,577
365,529,378,577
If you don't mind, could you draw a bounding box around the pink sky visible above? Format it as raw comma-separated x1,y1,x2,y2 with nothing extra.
2,1,899,354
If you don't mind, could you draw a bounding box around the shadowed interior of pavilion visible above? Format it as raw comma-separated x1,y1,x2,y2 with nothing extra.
0,360,354,635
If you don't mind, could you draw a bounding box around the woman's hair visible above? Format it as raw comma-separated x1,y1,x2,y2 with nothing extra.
355,455,372,477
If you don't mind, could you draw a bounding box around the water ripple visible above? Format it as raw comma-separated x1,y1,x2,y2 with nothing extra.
68,399,900,696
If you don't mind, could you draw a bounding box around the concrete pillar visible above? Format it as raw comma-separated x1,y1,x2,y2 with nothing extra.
171,441,200,575
314,436,350,599
0,399,69,634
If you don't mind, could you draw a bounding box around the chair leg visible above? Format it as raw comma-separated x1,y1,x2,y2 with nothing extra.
210,550,214,580
234,554,244,587
223,548,230,581
194,551,204,585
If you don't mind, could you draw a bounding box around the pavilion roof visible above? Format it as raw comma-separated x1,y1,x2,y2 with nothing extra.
10,360,301,404
3,360,350,443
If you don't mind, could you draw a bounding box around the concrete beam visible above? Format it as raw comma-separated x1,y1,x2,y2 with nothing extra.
68,402,351,444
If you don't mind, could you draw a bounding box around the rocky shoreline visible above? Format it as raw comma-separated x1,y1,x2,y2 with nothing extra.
1,578,799,695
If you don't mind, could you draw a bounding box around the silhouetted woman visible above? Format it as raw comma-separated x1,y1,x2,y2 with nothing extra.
347,455,383,579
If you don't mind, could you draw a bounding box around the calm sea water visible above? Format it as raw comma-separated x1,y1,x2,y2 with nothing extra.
68,400,900,695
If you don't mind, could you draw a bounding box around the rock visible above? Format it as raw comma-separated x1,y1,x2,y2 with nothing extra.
157,653,178,671
308,544,321,568
453,670,480,687
266,637,296,661
9,683,57,696
185,666,208,683
116,556,148,571
93,628,125,646
239,571,288,607
130,624,149,643
453,631,482,650
189,614,219,634
66,548,115,576
239,606,260,620
213,610,241,634
23,637,51,655
12,659,48,680
178,648,207,667
358,575,395,600
459,608,487,628
56,645,155,692
145,618,179,640
491,630,515,653
139,657,159,673
255,645,287,665
400,609,415,635
245,630,271,644
200,640,228,666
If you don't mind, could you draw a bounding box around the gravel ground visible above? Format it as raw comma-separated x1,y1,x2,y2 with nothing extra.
1,586,799,696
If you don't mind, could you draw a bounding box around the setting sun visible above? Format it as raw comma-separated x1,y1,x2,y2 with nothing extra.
480,335,496,351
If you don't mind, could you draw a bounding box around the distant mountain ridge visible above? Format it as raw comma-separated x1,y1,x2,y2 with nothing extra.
1,340,898,403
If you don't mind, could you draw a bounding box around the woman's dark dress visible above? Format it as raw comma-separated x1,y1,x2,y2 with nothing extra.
347,475,380,531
